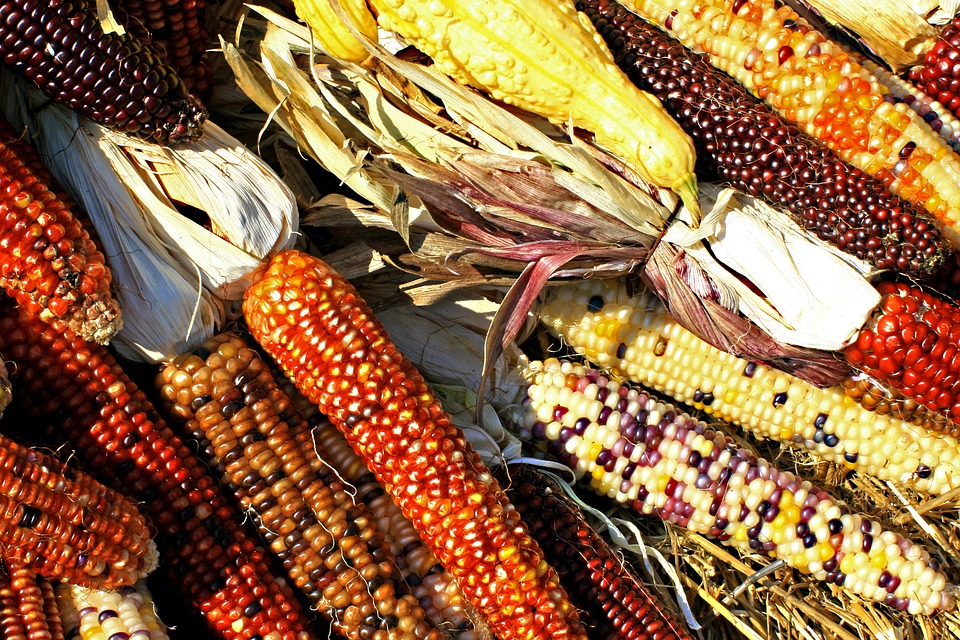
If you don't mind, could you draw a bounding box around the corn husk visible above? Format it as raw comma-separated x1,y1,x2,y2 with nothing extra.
0,73,297,362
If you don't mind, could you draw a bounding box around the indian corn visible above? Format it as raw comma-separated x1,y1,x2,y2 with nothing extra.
910,16,960,120
579,0,948,275
56,581,169,640
538,277,960,495
243,249,587,640
291,0,380,63
0,562,64,640
157,333,444,640
517,358,956,615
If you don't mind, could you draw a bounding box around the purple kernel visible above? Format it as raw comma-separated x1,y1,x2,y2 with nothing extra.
917,464,932,479
643,450,662,467
693,389,704,402
611,437,626,458
717,468,731,485
814,413,827,427
622,441,635,459
878,571,892,588
896,598,910,612
695,474,712,490
828,519,843,534
803,533,818,548
762,506,780,523
796,522,809,538
598,406,612,425
664,497,677,513
835,574,846,586
862,534,873,553
715,517,729,530
773,392,788,407
574,418,590,436
745,467,759,483
749,539,763,550
587,295,604,312
762,541,777,553
823,557,837,572
553,406,568,421
748,524,763,539
597,387,609,404
688,450,702,468
596,449,612,467
619,412,633,429
532,422,547,440
682,503,696,518
743,362,757,377
899,141,917,158
558,427,574,443
739,504,750,521
768,488,782,506
622,462,636,480
616,342,627,359
887,575,901,593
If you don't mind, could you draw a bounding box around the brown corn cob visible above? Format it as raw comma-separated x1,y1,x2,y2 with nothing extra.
0,562,65,640
243,250,587,640
309,419,486,639
0,306,317,640
0,116,120,344
0,0,205,143
157,333,445,640
502,465,694,640
0,431,154,589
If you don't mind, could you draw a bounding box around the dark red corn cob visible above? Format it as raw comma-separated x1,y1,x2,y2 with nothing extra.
843,281,960,434
0,305,317,640
909,17,960,119
0,562,65,640
578,0,948,276
501,465,694,640
243,250,587,640
0,116,121,344
0,0,206,143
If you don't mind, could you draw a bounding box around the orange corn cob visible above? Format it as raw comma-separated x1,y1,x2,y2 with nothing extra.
625,0,960,247
0,306,316,640
0,116,120,344
0,562,65,640
243,250,587,640
157,333,444,640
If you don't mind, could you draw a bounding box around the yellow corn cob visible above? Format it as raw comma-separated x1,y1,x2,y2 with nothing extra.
366,0,700,215
56,581,170,640
538,277,960,495
622,0,960,246
292,0,379,62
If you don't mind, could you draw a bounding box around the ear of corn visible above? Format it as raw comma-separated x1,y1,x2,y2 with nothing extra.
243,249,587,640
0,306,316,640
365,0,701,216
0,0,206,143
292,0,380,63
538,277,960,495
157,333,445,640
0,562,65,640
621,0,960,247
517,358,956,615
0,116,121,344
578,0,948,275
56,581,170,640
502,464,695,640
0,359,10,419
910,16,960,120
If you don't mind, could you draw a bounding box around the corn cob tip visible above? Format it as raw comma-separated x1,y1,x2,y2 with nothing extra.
672,172,700,224
162,95,207,144
53,296,123,346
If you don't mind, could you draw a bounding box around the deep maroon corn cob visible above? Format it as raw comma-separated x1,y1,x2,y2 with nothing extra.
243,250,587,640
0,0,206,143
502,465,694,640
578,0,948,276
0,305,316,640
909,16,960,119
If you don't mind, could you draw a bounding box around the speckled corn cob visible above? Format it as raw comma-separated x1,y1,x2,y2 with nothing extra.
157,333,444,640
56,581,169,640
841,374,957,437
243,249,587,640
0,563,65,640
502,464,694,639
538,278,960,495
624,0,960,247
0,0,206,143
0,306,316,640
517,358,956,615
310,420,484,639
0,116,120,344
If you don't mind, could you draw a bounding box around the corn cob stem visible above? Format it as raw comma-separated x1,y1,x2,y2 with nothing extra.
516,358,956,615
56,581,170,640
538,277,960,495
243,249,587,640
157,333,445,640
501,464,695,640
579,0,948,275
623,0,960,248
0,306,316,640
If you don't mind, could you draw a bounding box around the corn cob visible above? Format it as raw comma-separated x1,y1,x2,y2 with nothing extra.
0,358,10,418
0,306,316,640
502,464,694,640
0,562,65,640
309,419,485,639
0,116,120,344
909,17,960,120
518,358,956,615
579,0,947,276
243,250,587,640
157,333,444,640
0,430,155,589
291,0,379,63
622,0,960,247
539,277,960,495
366,0,701,216
842,281,960,435
841,373,958,438
56,581,169,640
0,0,205,143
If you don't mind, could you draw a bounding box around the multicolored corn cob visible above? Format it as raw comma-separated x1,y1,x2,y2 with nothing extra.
0,306,316,640
841,373,957,438
56,581,170,640
516,358,956,615
0,562,65,640
0,0,206,143
910,16,960,120
157,333,445,640
0,116,120,344
623,0,960,247
843,281,960,435
0,431,154,589
502,464,694,640
579,0,948,275
243,250,587,640
310,419,485,639
538,277,960,495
